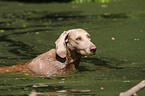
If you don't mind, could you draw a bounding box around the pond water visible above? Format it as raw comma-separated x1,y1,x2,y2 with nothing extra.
0,0,145,95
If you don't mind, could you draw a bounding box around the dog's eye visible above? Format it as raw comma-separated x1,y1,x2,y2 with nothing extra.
87,34,91,39
76,36,82,41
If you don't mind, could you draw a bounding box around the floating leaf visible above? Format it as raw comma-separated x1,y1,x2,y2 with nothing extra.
23,24,26,27
25,73,30,75
61,78,66,81
0,30,5,33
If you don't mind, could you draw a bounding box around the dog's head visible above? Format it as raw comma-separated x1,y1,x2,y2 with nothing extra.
55,29,97,58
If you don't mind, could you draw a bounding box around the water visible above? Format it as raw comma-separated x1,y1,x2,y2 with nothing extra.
0,0,145,95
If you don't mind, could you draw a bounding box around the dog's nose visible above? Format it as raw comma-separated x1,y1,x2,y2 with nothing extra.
90,46,97,52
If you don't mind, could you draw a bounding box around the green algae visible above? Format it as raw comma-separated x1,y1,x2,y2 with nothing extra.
0,0,145,95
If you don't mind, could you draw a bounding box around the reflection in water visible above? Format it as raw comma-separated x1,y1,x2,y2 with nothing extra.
25,83,94,96
80,57,129,71
0,34,37,59
29,88,93,96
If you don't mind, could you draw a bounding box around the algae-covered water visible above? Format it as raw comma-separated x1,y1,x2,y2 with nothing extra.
0,0,145,95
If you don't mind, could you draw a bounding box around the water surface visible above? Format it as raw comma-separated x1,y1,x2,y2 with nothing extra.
0,0,145,95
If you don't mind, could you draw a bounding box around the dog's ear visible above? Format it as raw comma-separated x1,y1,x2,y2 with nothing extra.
55,31,69,58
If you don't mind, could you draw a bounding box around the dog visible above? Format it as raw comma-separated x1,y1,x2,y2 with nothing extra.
0,29,97,76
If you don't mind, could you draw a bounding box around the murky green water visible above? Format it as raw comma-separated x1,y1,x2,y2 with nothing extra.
0,0,145,95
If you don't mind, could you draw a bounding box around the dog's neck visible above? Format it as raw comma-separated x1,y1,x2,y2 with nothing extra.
63,47,81,71
56,47,81,64
55,47,81,73
55,46,81,70
66,47,81,64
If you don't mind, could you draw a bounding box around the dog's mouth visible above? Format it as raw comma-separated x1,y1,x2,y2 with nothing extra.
78,49,96,56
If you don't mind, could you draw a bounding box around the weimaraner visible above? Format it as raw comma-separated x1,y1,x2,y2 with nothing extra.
0,29,97,76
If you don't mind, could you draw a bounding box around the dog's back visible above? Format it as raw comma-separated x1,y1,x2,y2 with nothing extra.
0,63,32,74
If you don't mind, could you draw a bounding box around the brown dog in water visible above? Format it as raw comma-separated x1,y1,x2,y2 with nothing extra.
0,29,97,76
